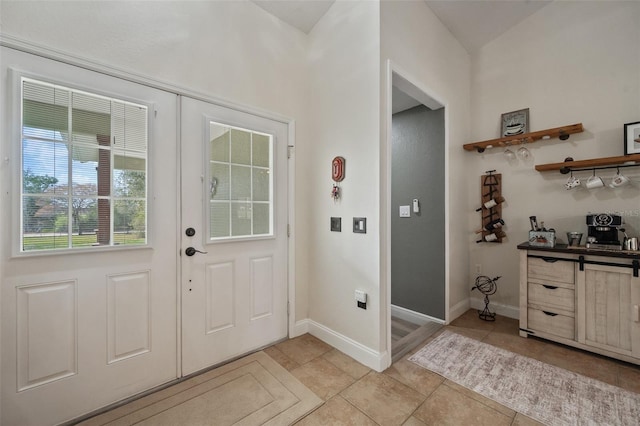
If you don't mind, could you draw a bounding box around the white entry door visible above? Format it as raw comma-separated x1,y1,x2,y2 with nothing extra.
180,97,289,375
1,48,178,425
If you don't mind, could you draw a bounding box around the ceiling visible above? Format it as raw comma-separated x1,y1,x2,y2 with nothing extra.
252,0,551,53
252,0,552,114
252,0,336,34
425,0,551,53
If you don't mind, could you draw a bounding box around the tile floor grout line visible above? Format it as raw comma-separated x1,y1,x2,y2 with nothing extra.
340,394,383,426
398,372,442,425
441,380,517,421
400,392,428,425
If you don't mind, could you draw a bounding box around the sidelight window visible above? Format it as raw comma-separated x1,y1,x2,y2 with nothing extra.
21,78,148,252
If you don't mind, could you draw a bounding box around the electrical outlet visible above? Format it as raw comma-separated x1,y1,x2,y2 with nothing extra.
475,264,482,274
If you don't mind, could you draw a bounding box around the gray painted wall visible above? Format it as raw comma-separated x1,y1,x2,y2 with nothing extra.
391,105,445,319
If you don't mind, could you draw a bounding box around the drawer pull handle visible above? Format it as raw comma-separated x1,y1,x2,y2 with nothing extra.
542,311,558,317
542,285,558,290
542,257,559,263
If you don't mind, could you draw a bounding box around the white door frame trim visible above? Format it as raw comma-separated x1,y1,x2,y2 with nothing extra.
383,60,450,368
0,34,298,375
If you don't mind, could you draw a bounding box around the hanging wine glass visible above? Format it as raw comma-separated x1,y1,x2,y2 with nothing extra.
503,141,516,161
517,139,530,160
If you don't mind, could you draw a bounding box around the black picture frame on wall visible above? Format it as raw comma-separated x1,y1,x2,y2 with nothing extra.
624,121,640,155
501,108,529,137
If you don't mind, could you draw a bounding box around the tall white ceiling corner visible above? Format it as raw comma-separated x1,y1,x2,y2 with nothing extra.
251,0,336,34
252,0,551,53
424,0,552,53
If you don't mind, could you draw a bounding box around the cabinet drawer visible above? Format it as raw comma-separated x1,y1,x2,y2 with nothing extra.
528,283,575,313
528,257,575,284
528,308,575,340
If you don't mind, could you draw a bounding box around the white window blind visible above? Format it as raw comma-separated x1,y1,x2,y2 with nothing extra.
21,77,149,251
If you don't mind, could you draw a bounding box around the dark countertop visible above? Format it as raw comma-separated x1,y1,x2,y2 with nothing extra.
517,242,640,260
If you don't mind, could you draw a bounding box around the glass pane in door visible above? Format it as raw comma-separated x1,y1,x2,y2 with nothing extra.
21,78,149,252
207,121,273,241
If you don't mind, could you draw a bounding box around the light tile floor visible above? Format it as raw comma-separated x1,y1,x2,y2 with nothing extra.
272,309,640,426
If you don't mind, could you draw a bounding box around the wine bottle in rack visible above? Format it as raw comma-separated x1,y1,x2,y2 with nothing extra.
475,196,505,211
474,218,505,234
476,229,506,243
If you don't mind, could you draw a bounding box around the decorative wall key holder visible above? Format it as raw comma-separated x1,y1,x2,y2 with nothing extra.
331,156,345,201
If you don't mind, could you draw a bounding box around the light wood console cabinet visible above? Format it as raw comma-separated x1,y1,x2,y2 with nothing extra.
519,244,640,365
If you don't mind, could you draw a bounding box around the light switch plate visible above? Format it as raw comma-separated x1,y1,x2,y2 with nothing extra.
353,217,366,233
399,205,410,217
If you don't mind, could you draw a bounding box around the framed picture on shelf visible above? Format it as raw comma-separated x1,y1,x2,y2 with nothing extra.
501,108,529,137
624,121,640,155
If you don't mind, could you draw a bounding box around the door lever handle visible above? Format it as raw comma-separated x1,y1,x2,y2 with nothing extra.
185,247,208,256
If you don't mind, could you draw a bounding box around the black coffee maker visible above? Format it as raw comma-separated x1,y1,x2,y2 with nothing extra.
585,213,623,250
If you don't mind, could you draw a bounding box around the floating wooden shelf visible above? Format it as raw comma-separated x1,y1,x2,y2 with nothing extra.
535,154,640,173
463,123,584,153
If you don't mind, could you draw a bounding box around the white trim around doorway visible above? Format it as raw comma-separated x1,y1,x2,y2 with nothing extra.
383,60,450,370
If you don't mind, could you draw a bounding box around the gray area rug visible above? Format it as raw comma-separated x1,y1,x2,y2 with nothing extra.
409,330,640,426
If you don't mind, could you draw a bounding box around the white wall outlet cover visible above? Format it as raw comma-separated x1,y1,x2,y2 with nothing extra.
355,289,367,303
399,205,410,217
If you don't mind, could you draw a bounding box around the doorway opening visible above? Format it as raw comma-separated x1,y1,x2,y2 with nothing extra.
388,69,447,362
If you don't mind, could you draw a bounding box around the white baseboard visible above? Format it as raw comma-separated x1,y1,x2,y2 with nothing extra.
291,299,517,374
391,305,445,326
305,320,389,372
291,319,309,338
469,297,519,319
449,298,470,323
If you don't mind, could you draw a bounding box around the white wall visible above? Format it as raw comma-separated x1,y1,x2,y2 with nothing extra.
0,1,308,118
302,1,382,354
0,0,311,322
469,1,640,313
1,0,388,370
381,0,472,322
